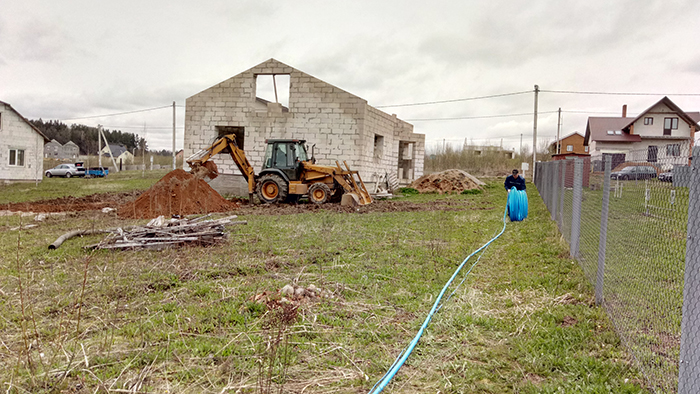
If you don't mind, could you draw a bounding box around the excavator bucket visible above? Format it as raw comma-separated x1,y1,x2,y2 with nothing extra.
336,161,373,206
190,160,219,181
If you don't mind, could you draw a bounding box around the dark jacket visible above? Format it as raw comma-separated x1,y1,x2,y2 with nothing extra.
505,175,526,191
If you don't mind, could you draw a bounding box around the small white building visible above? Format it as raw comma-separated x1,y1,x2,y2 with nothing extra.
0,100,49,182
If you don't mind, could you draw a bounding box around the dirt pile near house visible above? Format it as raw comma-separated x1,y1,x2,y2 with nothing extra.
410,169,485,194
118,169,239,219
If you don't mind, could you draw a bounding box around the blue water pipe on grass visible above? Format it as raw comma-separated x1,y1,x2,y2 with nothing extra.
368,189,528,394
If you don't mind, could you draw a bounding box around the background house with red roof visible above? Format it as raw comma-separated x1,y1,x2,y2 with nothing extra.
584,97,700,170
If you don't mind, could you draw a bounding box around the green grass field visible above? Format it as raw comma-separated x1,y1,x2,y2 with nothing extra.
0,170,170,205
0,177,649,393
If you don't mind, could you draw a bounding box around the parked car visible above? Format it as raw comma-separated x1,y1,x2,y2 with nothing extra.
45,163,85,178
658,171,673,182
610,166,657,180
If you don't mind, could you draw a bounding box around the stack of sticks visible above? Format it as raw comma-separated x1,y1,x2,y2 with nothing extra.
87,214,246,250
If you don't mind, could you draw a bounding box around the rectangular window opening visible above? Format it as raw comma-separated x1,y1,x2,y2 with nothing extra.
255,74,291,109
215,126,245,150
398,141,415,180
566,145,573,152
607,130,614,135
644,117,653,125
374,135,385,160
664,117,679,136
9,149,25,166
666,144,680,157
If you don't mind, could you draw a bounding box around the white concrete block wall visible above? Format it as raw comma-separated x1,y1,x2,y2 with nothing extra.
184,59,424,192
0,104,45,182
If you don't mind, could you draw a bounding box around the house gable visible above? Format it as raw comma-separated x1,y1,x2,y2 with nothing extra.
624,97,700,139
0,101,47,182
184,59,424,195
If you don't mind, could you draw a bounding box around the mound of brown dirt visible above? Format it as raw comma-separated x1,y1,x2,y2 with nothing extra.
410,169,485,194
118,169,239,219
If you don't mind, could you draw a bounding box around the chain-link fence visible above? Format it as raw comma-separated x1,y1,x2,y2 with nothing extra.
535,142,699,393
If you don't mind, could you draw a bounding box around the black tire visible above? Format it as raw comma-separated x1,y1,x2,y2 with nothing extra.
256,174,288,204
308,183,331,204
45,172,52,178
65,172,72,178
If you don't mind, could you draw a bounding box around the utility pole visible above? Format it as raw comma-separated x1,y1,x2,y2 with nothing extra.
172,101,176,170
556,107,562,154
142,124,146,178
532,85,539,182
520,134,523,157
98,125,102,168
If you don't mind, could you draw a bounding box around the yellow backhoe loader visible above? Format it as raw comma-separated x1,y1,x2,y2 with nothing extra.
186,134,372,206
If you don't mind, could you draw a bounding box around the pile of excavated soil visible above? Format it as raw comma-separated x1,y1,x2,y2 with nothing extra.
410,169,485,194
118,169,239,219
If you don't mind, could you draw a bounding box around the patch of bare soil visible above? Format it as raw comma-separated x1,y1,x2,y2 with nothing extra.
410,169,485,194
234,198,494,215
2,191,141,213
117,169,240,219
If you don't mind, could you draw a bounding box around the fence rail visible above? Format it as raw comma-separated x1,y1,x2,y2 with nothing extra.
535,143,699,394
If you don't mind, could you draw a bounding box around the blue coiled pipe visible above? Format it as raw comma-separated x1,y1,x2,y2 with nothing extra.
507,187,528,221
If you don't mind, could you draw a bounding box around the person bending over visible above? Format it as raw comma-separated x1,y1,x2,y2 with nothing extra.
504,169,526,192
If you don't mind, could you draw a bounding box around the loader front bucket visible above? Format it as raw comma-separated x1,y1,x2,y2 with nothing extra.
336,161,373,205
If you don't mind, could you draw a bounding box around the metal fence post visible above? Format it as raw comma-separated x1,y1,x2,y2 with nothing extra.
570,158,583,258
679,148,700,393
558,160,565,230
551,162,558,221
595,156,611,305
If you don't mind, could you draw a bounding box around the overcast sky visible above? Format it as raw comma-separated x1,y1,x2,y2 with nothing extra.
2,0,700,152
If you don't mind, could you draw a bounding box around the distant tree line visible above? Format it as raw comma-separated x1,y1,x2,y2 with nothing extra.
29,119,171,156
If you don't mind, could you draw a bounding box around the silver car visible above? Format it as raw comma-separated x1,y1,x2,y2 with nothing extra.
45,164,84,178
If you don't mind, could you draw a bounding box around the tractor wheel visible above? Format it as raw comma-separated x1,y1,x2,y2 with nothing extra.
308,183,331,204
256,174,288,204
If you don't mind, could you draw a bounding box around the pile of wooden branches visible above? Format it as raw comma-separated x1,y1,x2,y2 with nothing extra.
85,214,246,250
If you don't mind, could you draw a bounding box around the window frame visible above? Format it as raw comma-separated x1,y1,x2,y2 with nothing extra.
666,143,681,157
663,117,679,136
644,117,653,125
9,149,25,167
566,145,574,152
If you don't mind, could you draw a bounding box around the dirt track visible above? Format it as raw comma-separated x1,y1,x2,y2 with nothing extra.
4,192,494,216
2,191,141,213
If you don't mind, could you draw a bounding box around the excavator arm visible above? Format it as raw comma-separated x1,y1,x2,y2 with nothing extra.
186,134,257,200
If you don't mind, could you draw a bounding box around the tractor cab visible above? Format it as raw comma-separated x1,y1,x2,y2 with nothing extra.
262,139,309,181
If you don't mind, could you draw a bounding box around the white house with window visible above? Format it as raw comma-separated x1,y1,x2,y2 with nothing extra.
584,97,700,170
0,100,49,182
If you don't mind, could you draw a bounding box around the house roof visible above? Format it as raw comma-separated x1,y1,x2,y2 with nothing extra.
585,117,641,144
549,132,583,148
622,96,700,131
585,97,700,145
104,144,129,157
0,100,50,142
64,141,79,147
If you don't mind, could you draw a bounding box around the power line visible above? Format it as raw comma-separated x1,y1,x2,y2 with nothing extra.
541,89,700,97
375,90,533,109
60,105,173,121
406,110,558,122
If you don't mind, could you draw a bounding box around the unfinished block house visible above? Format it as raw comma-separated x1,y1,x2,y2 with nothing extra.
184,59,424,195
